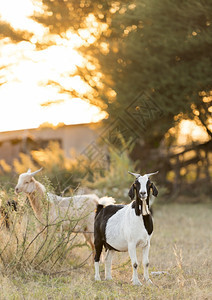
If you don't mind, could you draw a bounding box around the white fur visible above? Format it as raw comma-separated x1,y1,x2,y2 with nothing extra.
137,175,149,199
97,197,116,206
106,204,150,251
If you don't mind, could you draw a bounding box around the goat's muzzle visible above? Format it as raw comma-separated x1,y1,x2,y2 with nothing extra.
139,192,147,200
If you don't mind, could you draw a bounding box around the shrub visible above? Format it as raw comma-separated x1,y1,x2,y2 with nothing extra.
0,180,91,274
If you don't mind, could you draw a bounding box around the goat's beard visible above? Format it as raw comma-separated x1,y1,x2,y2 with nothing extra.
142,199,150,216
135,196,150,216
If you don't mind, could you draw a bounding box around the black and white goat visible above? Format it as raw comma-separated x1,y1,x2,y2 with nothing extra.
94,171,158,285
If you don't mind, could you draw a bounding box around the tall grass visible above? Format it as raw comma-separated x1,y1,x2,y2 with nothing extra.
82,139,138,202
0,180,92,275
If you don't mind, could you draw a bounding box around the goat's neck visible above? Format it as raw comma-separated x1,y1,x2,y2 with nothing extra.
27,179,47,221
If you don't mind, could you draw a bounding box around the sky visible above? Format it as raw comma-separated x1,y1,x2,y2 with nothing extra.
0,0,107,132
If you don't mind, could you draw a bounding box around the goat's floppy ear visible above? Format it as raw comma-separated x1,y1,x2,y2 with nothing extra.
151,183,158,197
128,184,135,200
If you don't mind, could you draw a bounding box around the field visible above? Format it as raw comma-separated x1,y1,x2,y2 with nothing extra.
0,202,212,300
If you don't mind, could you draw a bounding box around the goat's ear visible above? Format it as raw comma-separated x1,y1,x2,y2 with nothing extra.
151,183,158,197
128,184,135,200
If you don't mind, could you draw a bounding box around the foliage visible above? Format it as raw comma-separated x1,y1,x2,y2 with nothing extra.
82,141,137,202
2,136,209,198
13,141,93,195
88,0,212,144
11,137,138,200
0,20,32,42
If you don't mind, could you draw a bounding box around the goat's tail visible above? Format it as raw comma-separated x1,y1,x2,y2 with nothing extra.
95,196,115,218
98,196,115,206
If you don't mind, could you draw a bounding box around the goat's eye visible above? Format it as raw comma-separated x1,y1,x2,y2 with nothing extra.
25,182,29,184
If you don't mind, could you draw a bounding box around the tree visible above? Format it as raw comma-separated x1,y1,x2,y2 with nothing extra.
0,20,32,42
87,0,212,145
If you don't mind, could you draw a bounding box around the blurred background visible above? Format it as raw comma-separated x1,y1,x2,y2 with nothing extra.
0,0,211,201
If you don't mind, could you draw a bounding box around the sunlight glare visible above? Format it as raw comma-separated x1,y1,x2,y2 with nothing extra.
0,0,107,132
179,120,209,144
0,0,45,38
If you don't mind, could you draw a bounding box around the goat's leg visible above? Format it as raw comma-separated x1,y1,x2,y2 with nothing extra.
105,250,113,280
142,241,152,284
94,242,103,281
128,243,142,286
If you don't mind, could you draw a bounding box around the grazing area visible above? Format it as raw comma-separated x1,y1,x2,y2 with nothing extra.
0,202,211,299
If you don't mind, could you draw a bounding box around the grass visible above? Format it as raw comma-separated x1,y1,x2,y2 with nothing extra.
0,202,212,299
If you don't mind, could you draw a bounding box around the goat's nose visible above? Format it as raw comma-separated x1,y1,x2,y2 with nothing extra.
140,192,146,196
15,187,19,194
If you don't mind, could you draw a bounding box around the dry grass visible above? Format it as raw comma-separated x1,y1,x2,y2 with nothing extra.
0,202,212,299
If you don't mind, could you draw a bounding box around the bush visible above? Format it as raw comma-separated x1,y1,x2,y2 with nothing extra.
0,180,92,274
82,140,138,203
12,141,93,195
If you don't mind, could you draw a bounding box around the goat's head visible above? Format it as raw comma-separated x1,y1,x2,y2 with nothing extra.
15,168,43,194
128,171,159,215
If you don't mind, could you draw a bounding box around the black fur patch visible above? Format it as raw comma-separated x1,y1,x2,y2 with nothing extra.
131,199,142,216
151,183,158,197
143,215,153,235
95,204,104,217
133,263,138,269
128,184,135,200
94,204,124,261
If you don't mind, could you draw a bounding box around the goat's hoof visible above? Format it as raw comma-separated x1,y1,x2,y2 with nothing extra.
105,276,113,281
95,276,101,281
132,280,142,286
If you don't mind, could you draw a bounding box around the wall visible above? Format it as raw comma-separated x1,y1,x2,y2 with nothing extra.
0,123,100,164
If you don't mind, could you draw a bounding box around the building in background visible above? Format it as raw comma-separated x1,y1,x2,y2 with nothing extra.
0,123,100,165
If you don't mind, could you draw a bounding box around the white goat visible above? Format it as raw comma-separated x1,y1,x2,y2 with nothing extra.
15,168,115,253
94,171,158,285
